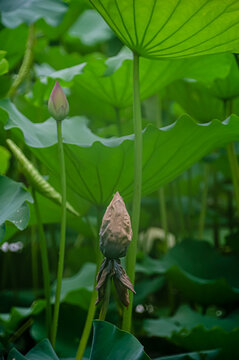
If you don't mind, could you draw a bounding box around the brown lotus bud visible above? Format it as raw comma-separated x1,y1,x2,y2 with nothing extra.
99,192,132,259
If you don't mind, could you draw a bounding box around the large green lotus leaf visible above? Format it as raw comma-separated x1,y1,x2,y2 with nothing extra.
90,0,239,59
52,263,96,310
44,48,232,109
8,339,59,360
0,299,45,333
0,176,33,242
0,25,28,69
144,305,239,352
0,51,8,76
0,145,10,175
0,0,68,28
30,304,88,357
154,349,219,360
136,240,239,306
2,100,239,206
204,54,239,100
67,9,114,46
90,321,150,360
167,80,225,123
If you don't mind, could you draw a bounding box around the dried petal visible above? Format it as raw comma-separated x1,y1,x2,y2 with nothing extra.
114,260,136,294
100,192,132,259
48,81,69,121
113,277,130,307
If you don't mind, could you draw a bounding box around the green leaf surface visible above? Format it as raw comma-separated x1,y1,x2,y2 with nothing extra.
44,48,232,109
167,80,225,123
8,339,59,360
26,339,59,360
0,25,28,69
30,304,87,357
0,58,8,76
154,349,219,360
68,9,114,46
206,54,239,100
0,176,33,240
52,263,96,310
0,299,45,333
136,240,239,306
90,321,150,360
90,0,239,59
144,305,239,351
0,0,68,28
2,100,239,206
0,145,11,174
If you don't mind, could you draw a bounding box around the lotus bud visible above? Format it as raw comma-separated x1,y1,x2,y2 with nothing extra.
99,192,132,259
48,80,69,121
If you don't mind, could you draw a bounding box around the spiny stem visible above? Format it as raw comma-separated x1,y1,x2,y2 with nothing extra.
122,52,142,332
32,189,52,338
198,164,210,240
98,277,111,321
8,24,35,98
51,120,67,347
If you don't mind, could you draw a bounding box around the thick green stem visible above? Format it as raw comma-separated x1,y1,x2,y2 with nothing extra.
198,164,210,240
51,120,67,347
32,189,52,338
8,24,35,98
122,52,142,332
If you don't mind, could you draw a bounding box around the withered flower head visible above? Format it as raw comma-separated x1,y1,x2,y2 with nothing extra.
48,80,69,121
96,192,135,308
96,258,135,308
99,192,132,259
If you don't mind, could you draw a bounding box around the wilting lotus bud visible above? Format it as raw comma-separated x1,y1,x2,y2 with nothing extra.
48,80,69,121
99,192,132,259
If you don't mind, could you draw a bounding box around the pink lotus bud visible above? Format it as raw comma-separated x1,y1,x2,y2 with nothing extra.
48,81,69,121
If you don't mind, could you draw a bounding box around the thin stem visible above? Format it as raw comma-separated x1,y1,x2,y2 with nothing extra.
155,96,168,248
9,318,33,343
32,189,52,338
31,224,39,296
198,164,210,240
51,120,67,347
225,100,239,217
226,142,239,216
32,189,51,336
98,277,111,321
75,212,103,360
8,24,35,98
187,168,193,238
122,52,142,332
175,179,185,239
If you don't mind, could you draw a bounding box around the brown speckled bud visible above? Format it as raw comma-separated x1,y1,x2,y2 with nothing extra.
99,192,132,259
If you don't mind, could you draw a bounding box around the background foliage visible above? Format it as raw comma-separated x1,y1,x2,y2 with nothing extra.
1,0,239,359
